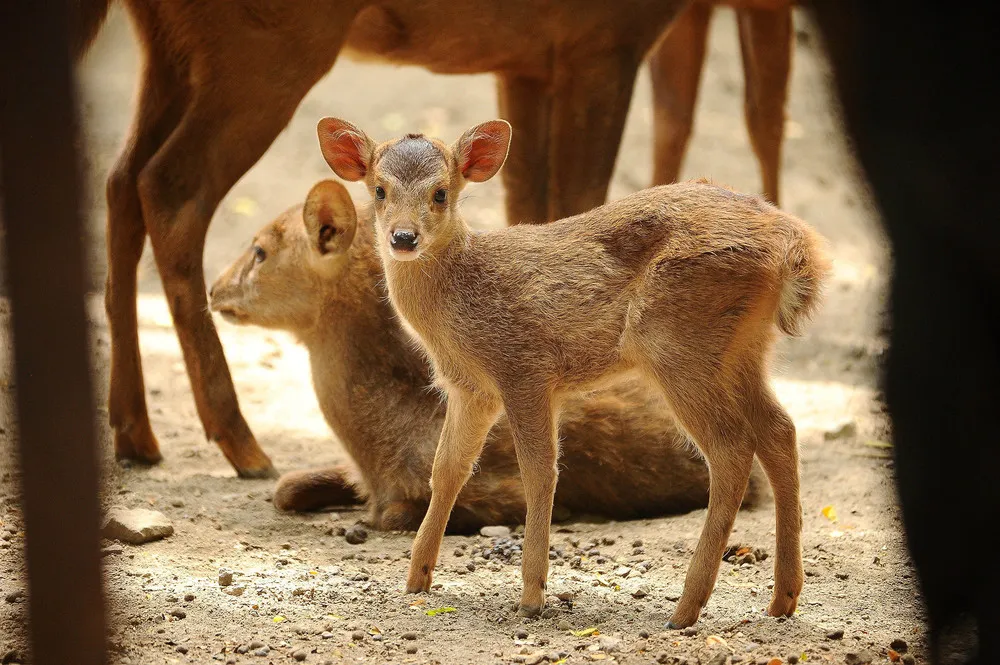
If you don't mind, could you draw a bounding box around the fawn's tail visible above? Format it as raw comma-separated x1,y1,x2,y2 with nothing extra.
775,220,832,337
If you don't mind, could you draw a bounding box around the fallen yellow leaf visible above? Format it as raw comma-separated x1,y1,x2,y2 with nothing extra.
272,615,286,623
821,505,838,522
425,607,456,616
570,627,600,637
706,635,728,648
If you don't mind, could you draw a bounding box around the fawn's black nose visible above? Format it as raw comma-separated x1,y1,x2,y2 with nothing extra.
390,229,419,252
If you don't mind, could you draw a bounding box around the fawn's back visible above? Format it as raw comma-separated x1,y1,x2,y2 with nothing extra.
395,181,823,394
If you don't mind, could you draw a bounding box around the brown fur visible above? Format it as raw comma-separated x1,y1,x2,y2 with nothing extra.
209,187,768,533
316,118,830,626
72,0,793,477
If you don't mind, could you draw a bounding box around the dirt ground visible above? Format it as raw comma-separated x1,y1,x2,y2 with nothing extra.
1,5,923,665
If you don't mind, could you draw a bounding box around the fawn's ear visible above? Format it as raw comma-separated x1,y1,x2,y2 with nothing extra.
317,118,375,181
303,180,357,256
452,120,512,183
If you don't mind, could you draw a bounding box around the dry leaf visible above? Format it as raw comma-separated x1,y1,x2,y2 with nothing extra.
821,505,838,522
570,627,600,637
705,635,728,648
425,606,456,616
409,598,427,607
768,659,782,665
272,615,286,623
888,649,900,662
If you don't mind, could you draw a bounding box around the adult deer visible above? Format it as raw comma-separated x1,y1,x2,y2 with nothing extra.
71,0,794,476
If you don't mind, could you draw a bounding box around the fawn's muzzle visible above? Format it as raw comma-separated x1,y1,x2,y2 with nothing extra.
390,229,419,252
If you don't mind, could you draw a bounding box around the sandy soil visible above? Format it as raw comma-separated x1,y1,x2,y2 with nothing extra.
1,5,922,665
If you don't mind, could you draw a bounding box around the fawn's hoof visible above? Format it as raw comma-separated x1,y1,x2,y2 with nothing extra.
406,565,433,594
517,604,543,618
767,590,799,618
114,428,163,465
666,604,701,629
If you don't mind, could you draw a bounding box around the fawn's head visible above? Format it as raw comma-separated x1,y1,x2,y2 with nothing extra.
316,117,511,261
210,180,359,331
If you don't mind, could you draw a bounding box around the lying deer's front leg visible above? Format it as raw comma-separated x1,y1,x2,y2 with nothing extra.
504,390,558,616
406,389,501,593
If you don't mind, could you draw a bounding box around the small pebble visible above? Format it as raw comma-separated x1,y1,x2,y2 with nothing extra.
515,629,529,639
632,584,649,599
170,609,186,619
344,525,368,545
598,636,622,653
639,629,650,639
226,658,236,665
788,655,799,664
351,630,365,641
480,525,511,538
826,629,845,640
557,619,572,631
901,656,915,665
406,646,418,654
601,537,616,546
218,570,233,587
681,627,698,637
175,646,188,655
292,648,307,661
249,640,265,650
252,647,270,657
632,539,643,547
402,631,418,640
4,591,23,603
184,593,195,602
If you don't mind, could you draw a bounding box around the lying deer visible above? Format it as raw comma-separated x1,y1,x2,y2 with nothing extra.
72,0,794,478
314,118,829,626
209,183,767,531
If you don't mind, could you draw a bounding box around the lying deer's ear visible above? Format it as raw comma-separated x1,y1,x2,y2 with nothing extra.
303,180,357,256
317,118,375,181
452,119,512,183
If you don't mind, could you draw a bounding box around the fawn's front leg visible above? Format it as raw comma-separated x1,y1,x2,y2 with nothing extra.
505,391,558,616
406,389,501,593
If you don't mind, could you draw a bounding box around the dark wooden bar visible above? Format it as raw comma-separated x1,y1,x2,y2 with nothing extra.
0,1,108,664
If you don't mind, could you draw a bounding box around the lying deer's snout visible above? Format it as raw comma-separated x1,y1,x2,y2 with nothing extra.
390,229,419,252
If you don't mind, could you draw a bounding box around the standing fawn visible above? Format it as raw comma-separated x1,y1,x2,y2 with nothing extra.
71,0,793,477
314,118,830,626
209,182,767,531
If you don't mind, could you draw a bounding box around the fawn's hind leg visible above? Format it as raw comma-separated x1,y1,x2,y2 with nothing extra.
750,384,803,617
406,389,501,593
643,355,769,628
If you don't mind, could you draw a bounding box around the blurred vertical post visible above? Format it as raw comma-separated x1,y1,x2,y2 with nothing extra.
0,1,108,664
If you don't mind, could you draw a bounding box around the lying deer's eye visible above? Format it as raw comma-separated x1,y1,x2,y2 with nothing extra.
253,245,267,263
375,186,386,200
433,189,447,204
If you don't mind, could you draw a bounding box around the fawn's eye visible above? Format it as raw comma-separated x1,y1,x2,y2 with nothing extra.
375,186,386,200
433,189,447,204
253,245,266,263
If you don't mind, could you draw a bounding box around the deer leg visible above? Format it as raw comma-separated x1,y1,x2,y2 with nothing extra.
751,387,803,618
648,1,713,187
105,47,189,465
136,55,338,477
496,74,552,225
504,392,558,616
406,389,500,593
737,4,793,205
547,52,643,220
645,365,757,629
273,464,363,512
